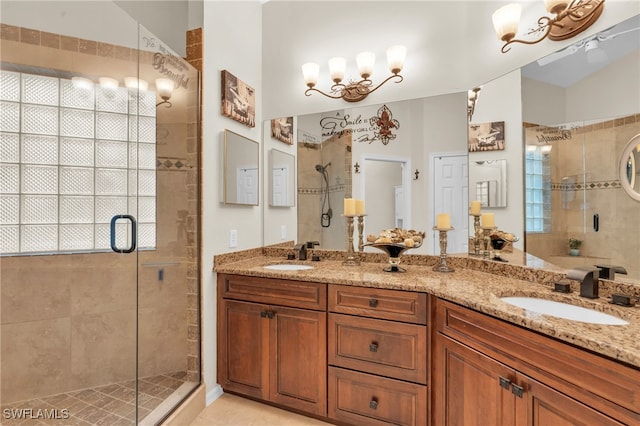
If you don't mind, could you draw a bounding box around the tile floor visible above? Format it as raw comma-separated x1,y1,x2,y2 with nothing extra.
1,371,190,425
189,394,333,426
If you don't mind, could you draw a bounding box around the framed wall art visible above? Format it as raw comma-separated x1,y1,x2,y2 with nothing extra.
221,70,255,127
468,121,505,152
271,117,294,145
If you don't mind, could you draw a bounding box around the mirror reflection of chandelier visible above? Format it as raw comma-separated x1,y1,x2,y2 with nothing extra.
492,0,606,53
302,45,406,102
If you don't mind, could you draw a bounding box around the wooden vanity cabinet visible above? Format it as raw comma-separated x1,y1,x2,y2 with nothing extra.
327,284,429,426
433,298,640,425
217,274,327,416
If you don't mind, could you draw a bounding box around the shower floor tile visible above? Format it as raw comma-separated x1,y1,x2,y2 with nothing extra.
0,371,191,425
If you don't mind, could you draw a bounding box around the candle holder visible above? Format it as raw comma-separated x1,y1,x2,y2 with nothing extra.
342,215,360,266
357,215,366,252
432,226,455,272
469,214,483,256
482,226,497,259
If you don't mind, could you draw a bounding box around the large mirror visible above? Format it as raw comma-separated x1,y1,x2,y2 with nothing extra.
223,129,259,205
261,14,640,283
520,14,640,282
620,133,640,201
269,149,295,207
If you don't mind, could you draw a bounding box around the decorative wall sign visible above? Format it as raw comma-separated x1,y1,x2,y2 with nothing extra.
319,104,400,145
221,70,255,127
468,121,505,152
366,104,400,145
271,117,294,144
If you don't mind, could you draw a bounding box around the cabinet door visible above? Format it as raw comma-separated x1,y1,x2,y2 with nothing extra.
269,305,327,416
519,375,625,426
218,299,269,399
433,334,516,426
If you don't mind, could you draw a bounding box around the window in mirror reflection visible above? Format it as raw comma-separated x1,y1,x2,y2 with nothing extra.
525,147,551,233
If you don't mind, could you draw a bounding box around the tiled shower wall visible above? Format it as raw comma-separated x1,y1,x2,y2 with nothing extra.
0,24,200,403
297,131,351,250
525,114,640,280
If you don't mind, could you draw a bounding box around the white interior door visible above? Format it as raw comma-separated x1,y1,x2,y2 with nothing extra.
237,167,258,204
432,153,468,254
272,165,289,205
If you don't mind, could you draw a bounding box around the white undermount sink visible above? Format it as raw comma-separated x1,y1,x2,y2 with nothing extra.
501,297,628,325
263,264,314,271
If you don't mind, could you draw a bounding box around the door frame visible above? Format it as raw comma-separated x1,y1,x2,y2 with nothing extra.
360,153,412,231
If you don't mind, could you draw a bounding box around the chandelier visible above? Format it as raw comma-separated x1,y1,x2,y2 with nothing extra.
302,45,406,102
492,0,605,53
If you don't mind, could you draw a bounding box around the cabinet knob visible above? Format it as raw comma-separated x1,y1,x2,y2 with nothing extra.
267,311,275,319
369,398,378,409
369,298,378,308
260,311,267,318
369,342,379,352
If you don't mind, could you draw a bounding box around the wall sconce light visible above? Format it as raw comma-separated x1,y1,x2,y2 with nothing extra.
354,162,360,174
302,45,406,102
71,76,94,90
125,77,149,91
492,0,605,53
467,86,481,122
414,169,420,180
98,77,119,89
155,78,175,108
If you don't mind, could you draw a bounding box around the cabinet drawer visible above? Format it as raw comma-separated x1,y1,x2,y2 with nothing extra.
219,274,326,310
328,366,427,426
328,313,427,384
329,284,427,324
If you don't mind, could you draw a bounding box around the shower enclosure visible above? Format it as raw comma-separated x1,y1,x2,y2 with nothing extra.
0,3,200,425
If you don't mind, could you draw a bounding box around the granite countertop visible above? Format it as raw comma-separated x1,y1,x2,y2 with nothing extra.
214,249,640,369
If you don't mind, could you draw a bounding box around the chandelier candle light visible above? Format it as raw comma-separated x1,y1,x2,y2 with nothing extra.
433,213,455,272
302,45,407,102
492,0,606,53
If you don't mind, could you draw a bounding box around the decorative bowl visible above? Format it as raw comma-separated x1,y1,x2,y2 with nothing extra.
365,240,423,272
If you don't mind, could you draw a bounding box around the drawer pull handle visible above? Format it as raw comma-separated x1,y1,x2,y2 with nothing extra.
369,298,378,308
369,398,378,409
499,376,511,389
369,342,378,352
511,384,524,398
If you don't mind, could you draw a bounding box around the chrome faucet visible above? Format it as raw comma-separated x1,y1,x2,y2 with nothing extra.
567,267,600,299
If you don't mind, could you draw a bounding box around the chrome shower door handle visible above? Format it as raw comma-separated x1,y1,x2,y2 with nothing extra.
110,214,137,253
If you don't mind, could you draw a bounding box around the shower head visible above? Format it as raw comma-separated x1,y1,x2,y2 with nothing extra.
315,162,331,173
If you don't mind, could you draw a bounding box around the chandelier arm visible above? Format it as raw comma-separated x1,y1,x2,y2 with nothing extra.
304,87,348,99
501,16,554,53
362,74,404,97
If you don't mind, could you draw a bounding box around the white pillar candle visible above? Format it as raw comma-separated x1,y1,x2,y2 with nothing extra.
470,200,482,216
481,213,495,228
436,213,451,229
344,198,356,216
355,199,365,216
